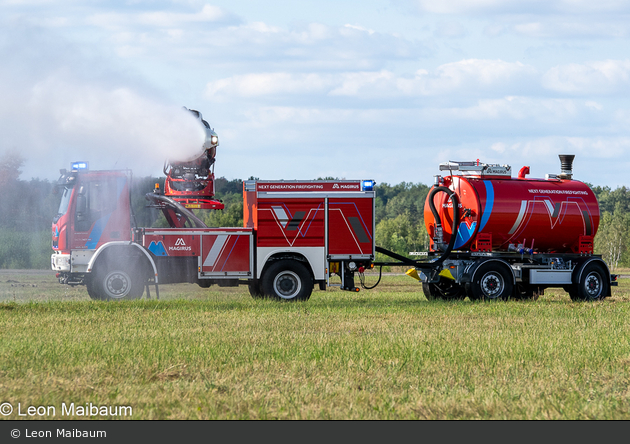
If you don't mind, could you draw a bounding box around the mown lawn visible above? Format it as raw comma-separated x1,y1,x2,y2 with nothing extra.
1,270,630,419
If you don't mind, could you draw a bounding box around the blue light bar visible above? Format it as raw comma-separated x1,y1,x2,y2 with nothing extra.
71,161,89,171
362,180,375,191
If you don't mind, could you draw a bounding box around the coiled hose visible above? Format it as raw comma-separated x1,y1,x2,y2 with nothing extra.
426,186,460,267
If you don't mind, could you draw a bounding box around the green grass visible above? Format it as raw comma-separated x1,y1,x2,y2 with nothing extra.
1,270,630,419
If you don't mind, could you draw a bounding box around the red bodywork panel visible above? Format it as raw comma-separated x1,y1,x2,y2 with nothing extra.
328,198,374,256
256,198,326,248
424,175,600,254
143,228,253,274
246,180,375,257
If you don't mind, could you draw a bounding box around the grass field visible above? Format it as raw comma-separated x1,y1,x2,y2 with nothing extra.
1,269,630,420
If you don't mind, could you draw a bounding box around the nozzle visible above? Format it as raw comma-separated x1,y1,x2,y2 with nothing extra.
406,269,421,281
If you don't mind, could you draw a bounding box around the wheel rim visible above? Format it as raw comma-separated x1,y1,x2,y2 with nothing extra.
273,271,301,299
480,271,504,299
583,271,602,299
104,271,131,299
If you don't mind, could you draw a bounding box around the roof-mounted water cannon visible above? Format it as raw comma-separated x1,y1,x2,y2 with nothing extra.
162,107,224,210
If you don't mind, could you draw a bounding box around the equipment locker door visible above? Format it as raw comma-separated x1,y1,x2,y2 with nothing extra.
327,197,374,258
199,228,253,277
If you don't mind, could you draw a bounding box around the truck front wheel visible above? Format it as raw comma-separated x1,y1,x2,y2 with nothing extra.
87,267,144,301
261,260,313,301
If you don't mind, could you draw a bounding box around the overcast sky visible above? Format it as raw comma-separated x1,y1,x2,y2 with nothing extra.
2,0,630,188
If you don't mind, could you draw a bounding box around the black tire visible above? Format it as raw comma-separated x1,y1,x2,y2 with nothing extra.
563,285,580,302
86,275,104,301
573,262,609,301
248,280,265,299
422,278,466,301
469,261,513,301
261,260,313,301
197,279,213,288
88,260,145,301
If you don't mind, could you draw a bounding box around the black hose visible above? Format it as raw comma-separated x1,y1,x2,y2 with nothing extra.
374,186,460,271
426,186,459,267
359,265,383,289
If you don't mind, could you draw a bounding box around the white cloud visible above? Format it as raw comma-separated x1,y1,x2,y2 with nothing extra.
205,73,335,99
91,18,428,71
85,4,239,30
403,59,538,96
409,0,630,39
542,60,630,94
434,20,468,38
344,24,375,35
205,59,539,101
412,0,630,15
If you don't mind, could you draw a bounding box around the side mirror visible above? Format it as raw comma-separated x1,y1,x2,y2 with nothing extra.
76,194,87,221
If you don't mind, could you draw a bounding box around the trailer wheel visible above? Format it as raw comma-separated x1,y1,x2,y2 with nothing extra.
564,285,580,302
469,262,513,301
261,260,313,301
422,279,466,301
88,265,144,301
573,262,608,302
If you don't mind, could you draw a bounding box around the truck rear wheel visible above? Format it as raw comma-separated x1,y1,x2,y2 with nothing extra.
261,260,313,301
468,262,513,301
88,265,144,301
248,281,264,299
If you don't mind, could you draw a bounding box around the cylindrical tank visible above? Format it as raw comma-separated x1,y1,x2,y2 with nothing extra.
424,170,600,254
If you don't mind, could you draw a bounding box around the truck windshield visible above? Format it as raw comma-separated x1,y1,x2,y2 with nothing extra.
57,187,73,217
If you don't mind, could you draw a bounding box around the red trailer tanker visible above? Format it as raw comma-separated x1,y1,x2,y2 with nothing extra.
403,155,617,302
424,156,599,254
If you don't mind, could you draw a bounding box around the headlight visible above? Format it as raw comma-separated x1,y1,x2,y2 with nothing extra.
211,135,219,145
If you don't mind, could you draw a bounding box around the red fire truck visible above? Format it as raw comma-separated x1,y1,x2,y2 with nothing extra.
51,163,376,301
51,155,618,303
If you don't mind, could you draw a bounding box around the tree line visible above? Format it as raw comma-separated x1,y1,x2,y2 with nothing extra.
1,152,630,270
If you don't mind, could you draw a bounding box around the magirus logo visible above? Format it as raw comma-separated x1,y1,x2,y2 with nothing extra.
170,238,191,251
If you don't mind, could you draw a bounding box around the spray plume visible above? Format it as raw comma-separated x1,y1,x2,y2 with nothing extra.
0,21,205,180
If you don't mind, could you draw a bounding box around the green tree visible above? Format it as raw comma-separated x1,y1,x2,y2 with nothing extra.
375,212,429,261
595,203,630,270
